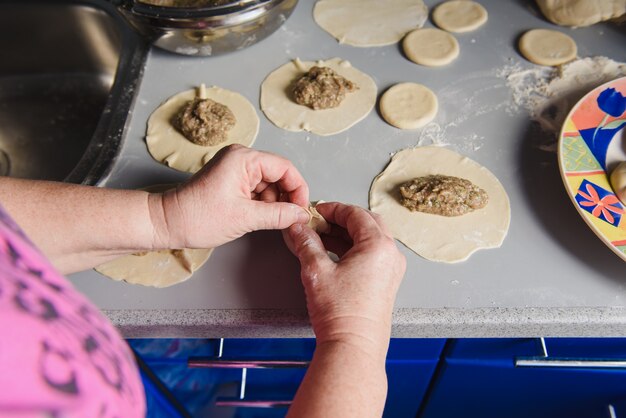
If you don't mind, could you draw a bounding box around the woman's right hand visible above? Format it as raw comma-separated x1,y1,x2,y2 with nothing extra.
283,202,406,356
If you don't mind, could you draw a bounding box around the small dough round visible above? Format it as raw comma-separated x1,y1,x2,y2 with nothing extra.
380,83,438,129
313,0,428,47
146,86,259,173
403,28,460,67
610,161,626,205
369,147,510,263
94,185,213,288
518,29,577,67
260,58,377,136
432,1,488,33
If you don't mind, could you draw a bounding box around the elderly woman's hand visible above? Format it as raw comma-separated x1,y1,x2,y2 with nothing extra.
150,145,311,250
283,202,406,355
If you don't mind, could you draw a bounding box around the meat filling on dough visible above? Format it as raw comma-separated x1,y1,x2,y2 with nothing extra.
399,174,488,216
292,66,358,110
175,97,236,146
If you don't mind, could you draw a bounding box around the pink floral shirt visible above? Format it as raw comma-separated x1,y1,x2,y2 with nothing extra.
0,205,145,417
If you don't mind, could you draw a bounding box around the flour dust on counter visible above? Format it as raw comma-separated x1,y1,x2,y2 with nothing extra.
260,58,377,136
313,0,428,47
146,84,259,173
369,147,510,263
502,56,626,142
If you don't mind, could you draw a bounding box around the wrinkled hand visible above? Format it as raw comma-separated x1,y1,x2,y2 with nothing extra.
284,202,406,353
149,145,310,249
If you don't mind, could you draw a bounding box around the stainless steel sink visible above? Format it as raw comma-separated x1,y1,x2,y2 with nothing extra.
0,1,148,184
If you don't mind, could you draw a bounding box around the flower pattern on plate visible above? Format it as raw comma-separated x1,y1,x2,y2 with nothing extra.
575,179,624,226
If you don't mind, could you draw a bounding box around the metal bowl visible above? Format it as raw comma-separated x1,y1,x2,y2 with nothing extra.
115,0,298,56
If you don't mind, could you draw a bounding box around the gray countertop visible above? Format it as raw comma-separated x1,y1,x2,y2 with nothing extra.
69,0,626,338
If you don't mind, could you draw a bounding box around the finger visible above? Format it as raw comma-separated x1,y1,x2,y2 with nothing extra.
258,184,280,203
247,201,311,231
316,202,385,244
284,223,333,276
246,152,309,207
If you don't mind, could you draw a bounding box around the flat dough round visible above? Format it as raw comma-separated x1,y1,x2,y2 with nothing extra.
610,161,626,205
369,147,510,263
519,29,577,66
313,0,428,47
432,1,488,33
403,28,460,67
94,185,213,288
95,248,213,288
380,83,438,129
260,58,377,136
146,86,259,173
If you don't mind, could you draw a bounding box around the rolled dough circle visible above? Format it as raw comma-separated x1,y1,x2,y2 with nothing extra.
610,161,626,204
369,147,510,263
379,83,438,129
95,248,213,288
260,58,377,136
519,29,577,66
432,0,488,33
146,86,259,173
313,0,428,47
94,185,213,288
403,28,460,67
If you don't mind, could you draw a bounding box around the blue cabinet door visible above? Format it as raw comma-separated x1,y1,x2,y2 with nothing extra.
384,339,446,418
130,338,446,418
420,338,626,418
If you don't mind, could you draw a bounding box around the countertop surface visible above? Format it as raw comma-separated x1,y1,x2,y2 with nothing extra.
69,0,626,338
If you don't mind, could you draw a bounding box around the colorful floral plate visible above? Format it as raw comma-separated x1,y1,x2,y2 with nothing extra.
558,76,626,261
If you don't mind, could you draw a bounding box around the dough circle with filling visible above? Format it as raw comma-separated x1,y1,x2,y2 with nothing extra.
146,86,259,173
403,28,460,67
313,0,428,47
94,185,213,288
260,58,377,136
519,29,577,66
432,0,488,33
380,82,438,129
369,147,511,263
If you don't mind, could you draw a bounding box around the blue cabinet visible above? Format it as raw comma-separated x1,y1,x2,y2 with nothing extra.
128,338,446,418
420,338,626,418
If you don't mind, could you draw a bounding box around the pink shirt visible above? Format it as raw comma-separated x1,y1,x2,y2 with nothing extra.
0,206,145,417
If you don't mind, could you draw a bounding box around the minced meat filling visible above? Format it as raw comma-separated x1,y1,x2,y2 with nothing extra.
175,98,236,146
399,175,488,216
292,66,358,110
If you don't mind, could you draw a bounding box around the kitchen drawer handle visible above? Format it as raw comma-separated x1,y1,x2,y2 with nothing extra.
215,399,292,408
515,338,626,369
187,359,309,369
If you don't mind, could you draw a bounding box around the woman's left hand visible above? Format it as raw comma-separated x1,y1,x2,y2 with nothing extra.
149,145,311,249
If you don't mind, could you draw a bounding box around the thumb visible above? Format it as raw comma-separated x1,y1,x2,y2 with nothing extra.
284,223,332,278
249,201,310,231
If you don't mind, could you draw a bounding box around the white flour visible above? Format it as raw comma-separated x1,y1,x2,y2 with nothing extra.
502,56,626,135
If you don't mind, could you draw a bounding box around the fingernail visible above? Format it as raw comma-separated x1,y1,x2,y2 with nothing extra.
297,207,311,224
